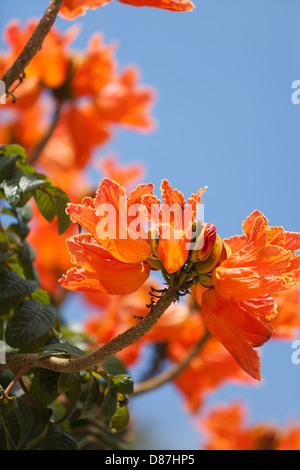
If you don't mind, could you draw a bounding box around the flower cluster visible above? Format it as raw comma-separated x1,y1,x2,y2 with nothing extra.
59,177,300,381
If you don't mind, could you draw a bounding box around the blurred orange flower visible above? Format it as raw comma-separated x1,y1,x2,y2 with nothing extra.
168,312,253,413
192,211,300,380
272,289,300,339
201,403,300,450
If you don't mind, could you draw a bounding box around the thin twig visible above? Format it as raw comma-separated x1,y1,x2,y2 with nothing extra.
133,330,211,396
1,0,64,95
28,102,63,164
0,363,30,401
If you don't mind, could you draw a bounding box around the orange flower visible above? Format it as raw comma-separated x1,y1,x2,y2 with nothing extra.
59,178,154,295
60,0,111,20
201,403,300,451
95,154,145,190
60,0,195,19
168,313,253,413
71,33,117,98
117,0,195,12
143,179,207,274
94,67,156,132
271,289,300,339
192,211,300,380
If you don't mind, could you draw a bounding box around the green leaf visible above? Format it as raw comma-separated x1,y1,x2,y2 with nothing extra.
33,188,56,223
56,379,81,424
19,174,47,194
57,373,81,394
99,387,118,423
109,399,130,434
110,375,134,395
37,337,86,359
5,299,57,349
2,172,23,206
30,369,59,406
103,356,128,376
1,144,26,161
40,426,79,450
80,373,100,419
30,288,51,305
0,154,21,182
0,271,38,306
34,185,71,234
17,204,33,223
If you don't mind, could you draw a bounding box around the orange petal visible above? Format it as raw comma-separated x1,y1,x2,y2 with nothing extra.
157,234,189,274
224,235,247,254
160,179,186,207
201,288,275,380
60,0,111,19
94,178,152,263
187,186,207,218
67,202,99,234
59,261,150,295
191,284,209,306
117,0,195,12
213,243,294,302
128,183,154,208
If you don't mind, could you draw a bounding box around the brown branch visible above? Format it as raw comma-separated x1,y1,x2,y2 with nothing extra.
28,102,63,165
0,286,179,374
0,0,64,95
0,363,30,401
133,330,211,396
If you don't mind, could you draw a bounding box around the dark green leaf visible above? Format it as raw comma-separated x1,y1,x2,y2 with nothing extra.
17,204,33,223
0,154,20,182
80,373,100,419
56,379,81,424
37,338,86,359
30,369,59,406
57,373,81,394
5,299,57,349
110,375,134,395
19,174,47,194
2,172,23,206
99,388,118,423
40,426,79,450
0,271,38,306
103,356,128,376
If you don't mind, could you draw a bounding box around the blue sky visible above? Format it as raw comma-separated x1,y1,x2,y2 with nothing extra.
1,0,300,450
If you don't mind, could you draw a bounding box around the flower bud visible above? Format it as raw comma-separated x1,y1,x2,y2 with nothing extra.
146,255,163,271
195,235,224,275
148,226,160,258
196,273,214,288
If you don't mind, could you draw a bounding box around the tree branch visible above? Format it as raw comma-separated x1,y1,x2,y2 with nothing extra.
1,0,64,94
133,330,211,396
28,102,63,164
0,286,179,374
